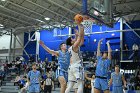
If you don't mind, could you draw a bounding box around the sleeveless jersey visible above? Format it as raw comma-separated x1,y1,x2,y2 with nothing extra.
95,56,111,77
57,50,70,71
68,46,82,64
111,72,123,87
28,70,40,84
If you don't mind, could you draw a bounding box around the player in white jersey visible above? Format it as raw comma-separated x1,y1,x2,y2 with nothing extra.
65,23,84,93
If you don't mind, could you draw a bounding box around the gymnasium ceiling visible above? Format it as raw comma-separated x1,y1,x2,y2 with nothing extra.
0,0,140,32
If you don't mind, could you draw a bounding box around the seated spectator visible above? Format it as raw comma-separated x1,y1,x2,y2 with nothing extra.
136,71,140,90
0,64,5,80
51,61,57,72
20,77,29,93
20,76,27,88
13,74,21,86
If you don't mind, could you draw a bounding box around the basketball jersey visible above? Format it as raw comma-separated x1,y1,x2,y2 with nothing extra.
111,72,123,87
68,46,82,64
28,70,40,84
45,78,52,86
95,56,111,77
58,50,70,71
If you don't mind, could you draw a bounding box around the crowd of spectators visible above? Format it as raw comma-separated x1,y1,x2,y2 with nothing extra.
0,50,140,93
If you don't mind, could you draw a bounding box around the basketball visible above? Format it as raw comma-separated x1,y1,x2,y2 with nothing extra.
74,14,83,24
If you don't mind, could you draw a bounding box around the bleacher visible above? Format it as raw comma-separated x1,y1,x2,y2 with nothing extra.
0,73,19,93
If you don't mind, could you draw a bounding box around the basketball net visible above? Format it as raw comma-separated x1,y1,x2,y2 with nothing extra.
82,18,95,35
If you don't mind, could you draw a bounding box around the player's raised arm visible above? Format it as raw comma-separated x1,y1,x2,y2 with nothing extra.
97,39,103,57
39,40,59,57
74,29,84,46
73,24,84,51
107,41,112,60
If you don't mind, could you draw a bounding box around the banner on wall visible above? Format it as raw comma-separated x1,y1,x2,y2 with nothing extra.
53,28,57,37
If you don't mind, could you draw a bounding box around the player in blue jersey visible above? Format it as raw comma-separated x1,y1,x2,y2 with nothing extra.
27,63,41,93
65,24,84,93
39,41,70,93
94,39,112,93
109,65,127,93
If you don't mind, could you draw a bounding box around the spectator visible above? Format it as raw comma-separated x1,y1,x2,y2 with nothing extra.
45,58,49,66
129,74,135,90
132,43,139,51
29,54,35,64
51,61,57,72
15,61,21,75
124,44,129,58
136,71,140,90
20,76,29,93
132,43,139,62
14,74,21,86
49,68,55,90
42,62,46,74
124,44,129,51
45,62,51,72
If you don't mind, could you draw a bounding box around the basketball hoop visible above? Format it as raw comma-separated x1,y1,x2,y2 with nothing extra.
82,18,95,34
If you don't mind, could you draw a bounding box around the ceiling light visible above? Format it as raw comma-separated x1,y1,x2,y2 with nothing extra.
0,26,4,28
35,19,45,23
0,24,4,28
0,24,3,27
1,0,6,1
45,17,50,20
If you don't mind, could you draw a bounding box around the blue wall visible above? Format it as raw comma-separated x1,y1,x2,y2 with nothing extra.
23,31,37,60
123,21,140,49
39,23,121,61
81,22,120,52
39,28,69,61
22,21,140,62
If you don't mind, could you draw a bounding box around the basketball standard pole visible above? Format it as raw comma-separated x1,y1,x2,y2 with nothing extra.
120,18,123,62
82,0,87,14
8,29,13,62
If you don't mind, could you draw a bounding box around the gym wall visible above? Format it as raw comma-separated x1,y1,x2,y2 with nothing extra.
123,20,140,49
23,21,140,61
39,28,69,61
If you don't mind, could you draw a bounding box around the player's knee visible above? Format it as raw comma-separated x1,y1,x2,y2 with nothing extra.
62,82,66,86
77,79,83,85
60,80,66,86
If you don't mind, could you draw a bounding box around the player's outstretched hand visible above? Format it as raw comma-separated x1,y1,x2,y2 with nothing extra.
106,41,110,45
99,38,104,42
39,40,44,46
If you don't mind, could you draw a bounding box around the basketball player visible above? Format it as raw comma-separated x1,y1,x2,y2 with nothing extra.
27,63,41,93
109,65,127,93
39,41,70,93
65,23,84,93
94,39,112,93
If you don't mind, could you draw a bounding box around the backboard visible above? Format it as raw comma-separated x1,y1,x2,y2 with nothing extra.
82,0,113,27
